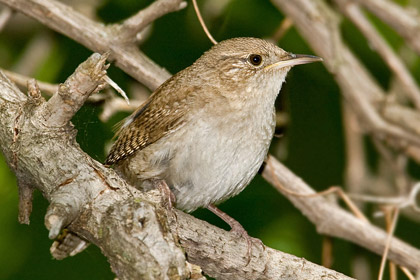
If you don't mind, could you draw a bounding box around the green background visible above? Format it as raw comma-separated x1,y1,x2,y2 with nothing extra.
0,0,419,279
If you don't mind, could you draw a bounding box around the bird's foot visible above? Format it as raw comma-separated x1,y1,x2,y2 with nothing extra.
154,179,176,211
207,204,265,265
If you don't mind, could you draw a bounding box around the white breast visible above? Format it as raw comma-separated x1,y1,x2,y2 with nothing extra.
165,80,281,212
123,71,286,212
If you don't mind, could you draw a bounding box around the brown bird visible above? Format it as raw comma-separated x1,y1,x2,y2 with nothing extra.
106,37,322,244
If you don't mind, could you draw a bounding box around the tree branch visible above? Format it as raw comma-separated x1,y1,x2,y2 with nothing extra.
40,53,108,127
262,156,420,272
119,0,187,42
172,209,353,280
0,65,353,279
0,0,174,90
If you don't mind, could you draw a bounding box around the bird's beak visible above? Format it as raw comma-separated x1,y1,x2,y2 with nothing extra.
265,54,323,70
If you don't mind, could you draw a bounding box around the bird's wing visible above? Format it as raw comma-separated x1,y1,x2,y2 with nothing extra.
105,82,197,165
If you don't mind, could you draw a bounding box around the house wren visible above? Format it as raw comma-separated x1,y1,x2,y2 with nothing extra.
106,37,321,234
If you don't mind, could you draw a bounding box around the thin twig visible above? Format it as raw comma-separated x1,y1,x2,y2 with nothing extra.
0,6,12,31
383,207,397,280
342,102,369,205
2,68,58,95
120,0,186,42
322,236,333,268
399,266,415,280
192,0,217,45
271,17,293,42
378,207,399,280
103,75,129,105
348,183,420,212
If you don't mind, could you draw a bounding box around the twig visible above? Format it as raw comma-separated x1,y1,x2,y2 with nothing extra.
383,207,397,280
378,207,399,280
120,0,186,42
271,17,293,42
17,180,34,225
0,6,12,31
192,0,217,45
342,102,369,206
103,75,129,104
100,95,144,122
2,68,59,95
348,183,420,212
399,266,416,280
322,236,333,268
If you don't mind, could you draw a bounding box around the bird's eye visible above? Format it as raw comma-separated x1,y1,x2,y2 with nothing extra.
249,54,263,66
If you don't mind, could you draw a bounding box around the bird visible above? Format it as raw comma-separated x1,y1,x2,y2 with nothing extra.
106,37,322,245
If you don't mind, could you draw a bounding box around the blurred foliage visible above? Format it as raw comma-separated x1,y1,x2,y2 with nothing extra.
0,0,419,279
